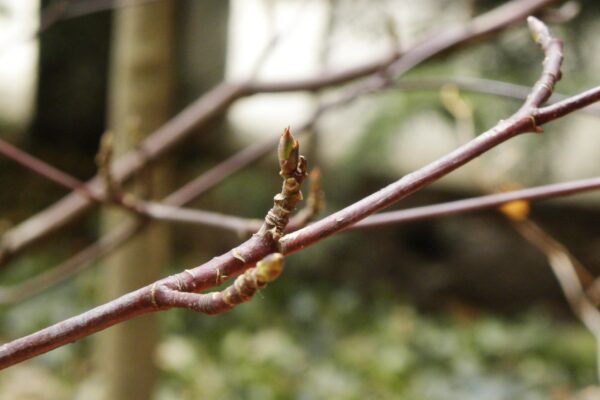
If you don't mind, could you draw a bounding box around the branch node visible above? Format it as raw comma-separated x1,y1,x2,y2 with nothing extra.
161,253,284,315
528,115,544,134
232,248,247,263
150,282,159,309
259,128,309,241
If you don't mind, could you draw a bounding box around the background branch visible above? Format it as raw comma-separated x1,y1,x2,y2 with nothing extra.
0,0,557,268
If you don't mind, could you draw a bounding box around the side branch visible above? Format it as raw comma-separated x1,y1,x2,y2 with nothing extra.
154,253,284,315
4,16,596,370
0,0,557,267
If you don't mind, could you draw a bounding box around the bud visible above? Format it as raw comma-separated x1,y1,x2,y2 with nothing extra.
255,253,284,283
527,16,548,45
278,127,299,178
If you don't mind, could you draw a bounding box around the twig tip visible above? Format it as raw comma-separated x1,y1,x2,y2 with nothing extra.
527,16,549,43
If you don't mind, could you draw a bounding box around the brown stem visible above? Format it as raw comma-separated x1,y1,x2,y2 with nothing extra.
0,222,143,304
389,77,600,117
0,0,556,268
0,138,99,202
354,176,600,229
0,128,311,367
6,174,600,305
279,15,564,253
0,14,582,370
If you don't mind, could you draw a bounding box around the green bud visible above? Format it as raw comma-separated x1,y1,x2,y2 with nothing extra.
278,127,299,178
255,253,284,283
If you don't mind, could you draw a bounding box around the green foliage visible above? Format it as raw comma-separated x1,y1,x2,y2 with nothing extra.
152,289,596,400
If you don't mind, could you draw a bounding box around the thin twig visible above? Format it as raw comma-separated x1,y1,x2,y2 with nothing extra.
0,0,556,268
0,139,100,202
0,135,257,232
3,16,598,369
0,222,142,304
512,220,600,382
355,176,600,229
159,0,559,211
279,16,565,254
390,77,600,117
6,174,600,305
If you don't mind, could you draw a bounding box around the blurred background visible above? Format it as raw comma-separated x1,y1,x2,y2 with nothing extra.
0,0,600,398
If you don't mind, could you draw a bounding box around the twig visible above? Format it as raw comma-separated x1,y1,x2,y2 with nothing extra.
354,176,600,229
6,174,600,305
278,16,565,254
2,16,598,369
0,131,313,305
141,203,261,233
0,130,294,367
154,253,284,315
159,0,558,211
0,135,258,232
0,222,142,304
511,220,600,382
0,0,556,268
0,138,99,202
390,77,600,117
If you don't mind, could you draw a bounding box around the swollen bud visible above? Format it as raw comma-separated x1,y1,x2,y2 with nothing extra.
255,253,284,283
278,127,299,178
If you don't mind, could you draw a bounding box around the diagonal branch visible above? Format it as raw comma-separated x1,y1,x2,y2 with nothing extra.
0,135,257,231
279,16,565,254
0,0,557,267
4,174,600,305
388,77,600,117
355,176,600,229
155,0,560,212
3,15,594,370
511,219,600,382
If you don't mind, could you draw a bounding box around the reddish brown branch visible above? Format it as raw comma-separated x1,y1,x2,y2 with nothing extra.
355,176,600,229
279,15,564,254
0,135,259,232
6,174,600,305
0,0,556,267
535,85,600,124
0,139,99,202
154,253,284,315
0,83,243,266
0,12,579,370
0,222,142,304
0,128,314,368
519,16,563,111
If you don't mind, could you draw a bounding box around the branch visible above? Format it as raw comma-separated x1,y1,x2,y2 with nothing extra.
0,131,322,305
154,253,284,315
278,16,565,254
158,0,559,210
0,0,557,267
1,14,585,370
389,77,600,118
0,135,259,233
6,173,600,305
510,219,600,382
355,176,600,229
0,128,309,369
0,138,99,202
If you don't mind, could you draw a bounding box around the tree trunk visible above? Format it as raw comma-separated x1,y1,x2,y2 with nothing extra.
95,2,175,399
